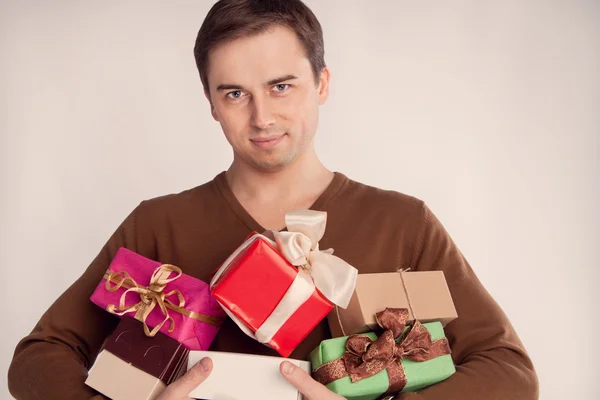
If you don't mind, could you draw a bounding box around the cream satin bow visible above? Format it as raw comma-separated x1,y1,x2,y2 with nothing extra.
272,210,357,309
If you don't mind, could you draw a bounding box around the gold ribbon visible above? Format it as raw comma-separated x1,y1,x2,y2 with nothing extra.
103,265,224,337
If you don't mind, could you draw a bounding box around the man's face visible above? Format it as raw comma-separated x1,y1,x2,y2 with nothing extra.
205,25,330,172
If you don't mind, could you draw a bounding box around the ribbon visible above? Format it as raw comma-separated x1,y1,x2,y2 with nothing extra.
104,264,224,337
210,210,358,345
333,268,417,337
313,308,451,394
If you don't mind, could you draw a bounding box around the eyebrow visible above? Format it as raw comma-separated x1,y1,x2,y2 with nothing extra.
216,74,298,92
266,74,298,86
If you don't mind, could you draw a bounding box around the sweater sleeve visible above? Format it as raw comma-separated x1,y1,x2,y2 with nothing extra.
395,204,538,400
8,204,149,400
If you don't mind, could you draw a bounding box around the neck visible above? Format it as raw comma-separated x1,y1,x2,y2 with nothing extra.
225,147,333,207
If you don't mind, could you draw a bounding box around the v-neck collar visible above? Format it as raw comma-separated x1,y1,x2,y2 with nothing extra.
213,171,348,233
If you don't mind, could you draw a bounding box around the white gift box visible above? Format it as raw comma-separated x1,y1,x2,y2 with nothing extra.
187,351,310,400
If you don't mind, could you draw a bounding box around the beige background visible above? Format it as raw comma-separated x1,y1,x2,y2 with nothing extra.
1,1,598,399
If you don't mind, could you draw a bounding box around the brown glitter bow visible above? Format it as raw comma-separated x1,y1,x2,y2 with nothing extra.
104,265,223,337
313,308,451,394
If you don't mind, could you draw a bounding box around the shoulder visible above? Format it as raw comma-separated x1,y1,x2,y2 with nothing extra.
326,173,439,272
132,178,219,224
334,173,427,222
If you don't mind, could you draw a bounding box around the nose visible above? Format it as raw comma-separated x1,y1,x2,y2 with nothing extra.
251,95,276,130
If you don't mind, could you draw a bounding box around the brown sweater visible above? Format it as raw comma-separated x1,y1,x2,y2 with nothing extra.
8,172,538,400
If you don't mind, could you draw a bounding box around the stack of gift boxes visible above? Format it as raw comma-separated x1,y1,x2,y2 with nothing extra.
86,210,458,400
85,248,227,399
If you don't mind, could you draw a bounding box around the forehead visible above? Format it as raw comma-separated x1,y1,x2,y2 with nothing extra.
207,25,312,88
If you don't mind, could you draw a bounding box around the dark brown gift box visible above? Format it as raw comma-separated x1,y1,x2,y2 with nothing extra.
86,316,188,400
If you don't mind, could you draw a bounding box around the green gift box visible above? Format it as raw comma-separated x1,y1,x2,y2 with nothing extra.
309,308,456,400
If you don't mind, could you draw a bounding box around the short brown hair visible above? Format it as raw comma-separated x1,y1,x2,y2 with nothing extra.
194,0,326,90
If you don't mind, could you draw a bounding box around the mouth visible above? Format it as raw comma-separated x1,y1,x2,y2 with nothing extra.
250,134,286,149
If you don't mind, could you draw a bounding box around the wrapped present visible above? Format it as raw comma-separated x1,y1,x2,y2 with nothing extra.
310,308,455,399
328,271,457,337
210,210,358,357
90,247,227,350
85,316,189,400
187,351,310,400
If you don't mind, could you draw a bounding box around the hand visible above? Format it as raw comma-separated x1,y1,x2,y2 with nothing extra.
280,361,345,400
156,357,212,400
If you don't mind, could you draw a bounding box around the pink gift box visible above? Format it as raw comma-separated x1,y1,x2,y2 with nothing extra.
91,248,226,350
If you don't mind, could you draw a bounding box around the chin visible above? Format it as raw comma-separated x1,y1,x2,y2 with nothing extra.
249,156,294,172
252,162,289,173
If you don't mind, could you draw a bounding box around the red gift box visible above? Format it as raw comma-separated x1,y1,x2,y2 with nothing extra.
211,233,333,357
211,210,358,357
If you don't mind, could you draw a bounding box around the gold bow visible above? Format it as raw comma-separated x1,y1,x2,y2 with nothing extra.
105,264,187,337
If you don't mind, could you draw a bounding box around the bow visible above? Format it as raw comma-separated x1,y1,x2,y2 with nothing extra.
273,210,357,309
105,264,186,337
313,308,451,394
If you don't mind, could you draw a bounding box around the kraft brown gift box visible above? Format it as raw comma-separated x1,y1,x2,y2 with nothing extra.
327,271,457,337
86,317,189,400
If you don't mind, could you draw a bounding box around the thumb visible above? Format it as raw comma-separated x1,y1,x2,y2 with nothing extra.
159,357,212,399
280,361,341,400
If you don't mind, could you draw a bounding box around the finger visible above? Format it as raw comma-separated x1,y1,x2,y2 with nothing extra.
160,357,212,399
280,361,343,400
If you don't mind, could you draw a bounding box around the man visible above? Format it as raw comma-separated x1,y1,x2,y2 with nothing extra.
8,1,539,399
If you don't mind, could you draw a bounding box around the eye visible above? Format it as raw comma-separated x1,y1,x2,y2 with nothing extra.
226,90,244,100
273,84,290,93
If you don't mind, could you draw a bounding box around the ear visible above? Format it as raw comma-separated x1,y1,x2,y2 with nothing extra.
204,88,220,122
317,67,331,105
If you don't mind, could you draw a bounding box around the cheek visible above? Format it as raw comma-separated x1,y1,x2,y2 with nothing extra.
283,90,319,129
298,95,320,133
216,106,249,139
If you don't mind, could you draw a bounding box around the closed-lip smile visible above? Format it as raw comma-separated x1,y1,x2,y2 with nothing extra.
250,134,286,149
